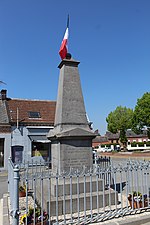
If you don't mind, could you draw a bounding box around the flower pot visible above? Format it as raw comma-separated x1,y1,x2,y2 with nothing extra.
19,191,26,197
23,215,48,225
128,199,147,209
25,218,48,225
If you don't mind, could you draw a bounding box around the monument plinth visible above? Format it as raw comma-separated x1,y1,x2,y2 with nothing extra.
39,54,118,218
47,54,96,174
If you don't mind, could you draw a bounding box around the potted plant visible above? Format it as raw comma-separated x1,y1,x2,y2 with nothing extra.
128,191,148,209
19,184,26,197
20,207,48,225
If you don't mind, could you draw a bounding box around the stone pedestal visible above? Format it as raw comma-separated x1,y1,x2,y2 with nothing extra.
36,175,117,217
45,55,117,218
51,136,94,174
47,56,96,175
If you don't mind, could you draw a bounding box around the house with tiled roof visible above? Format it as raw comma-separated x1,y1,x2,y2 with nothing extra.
0,90,56,169
92,135,109,148
92,130,120,148
92,130,150,151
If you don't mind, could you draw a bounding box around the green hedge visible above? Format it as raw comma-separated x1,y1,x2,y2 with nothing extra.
100,141,150,148
101,144,105,147
131,142,137,147
146,141,150,146
106,144,111,147
138,142,144,147
131,141,150,147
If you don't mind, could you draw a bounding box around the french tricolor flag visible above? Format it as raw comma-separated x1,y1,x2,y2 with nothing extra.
59,16,69,60
59,27,69,60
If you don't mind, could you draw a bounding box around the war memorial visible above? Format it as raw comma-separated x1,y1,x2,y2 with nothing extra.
8,52,150,225
40,53,116,216
6,20,150,225
47,53,96,174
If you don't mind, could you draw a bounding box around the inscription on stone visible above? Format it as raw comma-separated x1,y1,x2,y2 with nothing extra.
61,147,92,169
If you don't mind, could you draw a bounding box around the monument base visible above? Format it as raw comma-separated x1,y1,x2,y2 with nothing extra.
36,175,118,217
48,190,117,216
50,136,94,175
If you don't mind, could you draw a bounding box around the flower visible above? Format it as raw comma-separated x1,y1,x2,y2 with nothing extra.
19,185,26,192
128,191,143,202
20,207,48,224
20,214,27,224
133,191,142,197
20,213,33,224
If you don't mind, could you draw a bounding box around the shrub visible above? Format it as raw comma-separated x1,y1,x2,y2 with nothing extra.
106,144,111,147
146,141,150,146
101,144,105,147
138,142,144,147
131,142,137,147
94,145,99,149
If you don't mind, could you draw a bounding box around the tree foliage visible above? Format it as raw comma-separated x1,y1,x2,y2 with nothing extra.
132,92,150,137
106,106,133,144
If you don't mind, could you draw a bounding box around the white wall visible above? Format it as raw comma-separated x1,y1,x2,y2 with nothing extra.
0,133,11,170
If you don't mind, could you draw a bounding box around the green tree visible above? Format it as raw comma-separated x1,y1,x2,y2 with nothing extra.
132,92,150,138
106,106,133,148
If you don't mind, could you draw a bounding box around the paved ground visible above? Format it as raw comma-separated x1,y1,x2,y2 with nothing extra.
0,171,8,199
0,199,3,225
0,171,8,225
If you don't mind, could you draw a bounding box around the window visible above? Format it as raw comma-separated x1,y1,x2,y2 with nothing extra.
32,142,50,160
28,111,41,118
11,146,23,163
0,139,4,167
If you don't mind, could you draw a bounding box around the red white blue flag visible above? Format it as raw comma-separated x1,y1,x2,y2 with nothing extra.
59,16,69,60
59,27,69,60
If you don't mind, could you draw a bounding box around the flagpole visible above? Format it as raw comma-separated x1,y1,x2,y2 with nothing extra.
67,14,69,28
59,15,69,60
67,14,69,52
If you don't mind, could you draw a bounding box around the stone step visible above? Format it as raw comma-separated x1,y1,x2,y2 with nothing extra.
36,188,117,216
42,176,106,197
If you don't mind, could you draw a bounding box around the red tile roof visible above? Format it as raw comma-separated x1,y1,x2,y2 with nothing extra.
6,99,56,126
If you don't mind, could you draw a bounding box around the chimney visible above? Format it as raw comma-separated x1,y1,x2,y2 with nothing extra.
1,89,7,100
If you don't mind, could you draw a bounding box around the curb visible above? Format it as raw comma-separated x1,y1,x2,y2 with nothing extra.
3,193,10,225
95,212,150,225
118,214,150,225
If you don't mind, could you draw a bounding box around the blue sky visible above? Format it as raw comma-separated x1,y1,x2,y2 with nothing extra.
0,0,150,135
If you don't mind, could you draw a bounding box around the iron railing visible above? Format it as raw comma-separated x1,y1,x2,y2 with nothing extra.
8,157,150,225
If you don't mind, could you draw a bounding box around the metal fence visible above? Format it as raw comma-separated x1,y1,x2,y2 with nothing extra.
8,157,150,225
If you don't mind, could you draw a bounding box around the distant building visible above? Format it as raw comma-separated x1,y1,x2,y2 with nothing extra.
92,135,109,148
92,130,150,151
126,129,149,143
0,90,56,169
92,131,120,148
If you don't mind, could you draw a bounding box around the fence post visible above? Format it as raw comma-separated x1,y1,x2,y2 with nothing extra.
8,157,11,194
12,165,20,225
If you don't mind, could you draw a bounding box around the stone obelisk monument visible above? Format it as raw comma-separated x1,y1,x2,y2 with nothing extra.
47,53,96,174
41,54,117,217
